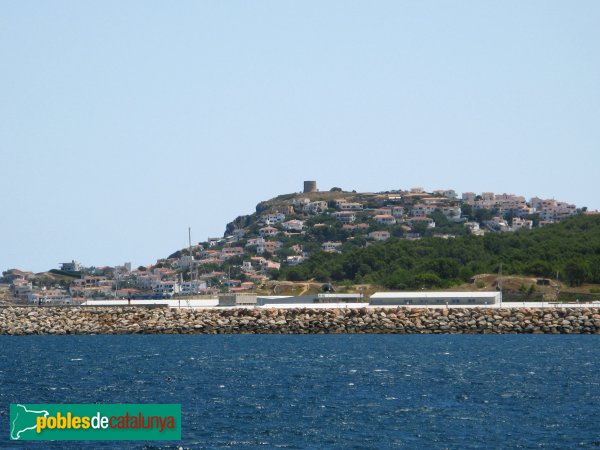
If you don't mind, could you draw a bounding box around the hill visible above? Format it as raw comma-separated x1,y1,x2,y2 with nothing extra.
159,185,595,295
276,214,600,289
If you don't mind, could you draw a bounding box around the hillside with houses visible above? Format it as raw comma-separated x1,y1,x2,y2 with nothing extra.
2,181,598,304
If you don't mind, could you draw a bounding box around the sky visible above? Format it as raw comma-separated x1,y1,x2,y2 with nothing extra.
1,1,599,273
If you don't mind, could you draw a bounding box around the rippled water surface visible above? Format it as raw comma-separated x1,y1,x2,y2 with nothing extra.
1,335,599,449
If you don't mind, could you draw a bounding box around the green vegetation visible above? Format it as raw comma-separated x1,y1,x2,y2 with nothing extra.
276,215,600,289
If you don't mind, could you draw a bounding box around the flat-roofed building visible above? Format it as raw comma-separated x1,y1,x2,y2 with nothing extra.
218,293,257,306
370,291,501,306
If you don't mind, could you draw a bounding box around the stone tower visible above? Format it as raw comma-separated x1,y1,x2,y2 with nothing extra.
303,180,317,193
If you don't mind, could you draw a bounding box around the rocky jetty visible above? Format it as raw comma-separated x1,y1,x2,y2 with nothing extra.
1,306,600,335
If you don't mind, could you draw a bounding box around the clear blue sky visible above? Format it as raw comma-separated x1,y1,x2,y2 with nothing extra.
1,1,599,273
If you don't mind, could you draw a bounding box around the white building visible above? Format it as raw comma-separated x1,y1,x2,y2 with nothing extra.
180,281,208,295
153,282,181,297
368,231,390,241
338,202,363,210
373,214,396,225
282,219,305,231
407,217,435,228
370,291,501,306
322,241,342,253
28,289,73,305
262,212,286,225
258,226,279,237
333,211,356,224
286,255,306,266
60,260,81,272
303,201,328,214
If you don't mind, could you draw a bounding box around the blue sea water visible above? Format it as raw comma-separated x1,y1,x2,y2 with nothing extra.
1,335,599,449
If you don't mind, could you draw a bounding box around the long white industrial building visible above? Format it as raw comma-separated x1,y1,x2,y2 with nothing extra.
370,291,502,306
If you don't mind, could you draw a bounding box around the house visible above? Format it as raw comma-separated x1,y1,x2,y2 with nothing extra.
264,260,281,270
286,255,306,265
322,241,342,253
462,192,476,203
257,241,283,254
2,269,35,283
28,289,72,305
511,218,533,231
337,201,363,210
282,219,305,231
231,229,246,241
373,214,396,225
11,279,33,299
175,255,195,269
250,256,267,266
262,212,286,225
246,237,266,247
464,222,484,236
407,217,435,228
293,197,310,207
221,247,245,258
433,189,458,199
60,260,81,272
153,282,180,297
153,268,177,277
440,206,462,221
372,208,392,216
115,288,140,299
391,207,405,218
368,231,390,241
487,217,509,232
207,237,224,247
134,273,162,290
179,281,206,295
258,226,279,237
303,201,328,214
71,276,111,290
411,204,436,217
333,211,356,224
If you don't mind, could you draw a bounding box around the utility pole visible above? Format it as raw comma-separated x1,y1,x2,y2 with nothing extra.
499,263,503,307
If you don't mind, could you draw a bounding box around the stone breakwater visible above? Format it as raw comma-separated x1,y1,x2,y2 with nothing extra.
2,306,600,335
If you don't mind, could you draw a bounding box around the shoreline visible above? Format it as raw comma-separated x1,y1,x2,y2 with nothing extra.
1,306,600,335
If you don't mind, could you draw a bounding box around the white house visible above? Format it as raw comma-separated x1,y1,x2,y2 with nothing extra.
153,282,181,297
322,241,342,253
373,214,396,225
391,207,405,218
333,211,356,224
262,212,286,225
282,219,305,231
258,226,279,237
368,231,390,241
180,281,208,295
246,237,266,247
286,255,306,266
303,201,328,214
407,217,435,228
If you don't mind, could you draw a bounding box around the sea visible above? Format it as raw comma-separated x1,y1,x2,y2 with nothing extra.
1,334,599,449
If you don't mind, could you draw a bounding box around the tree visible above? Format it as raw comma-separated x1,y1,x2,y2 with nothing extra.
564,261,589,287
